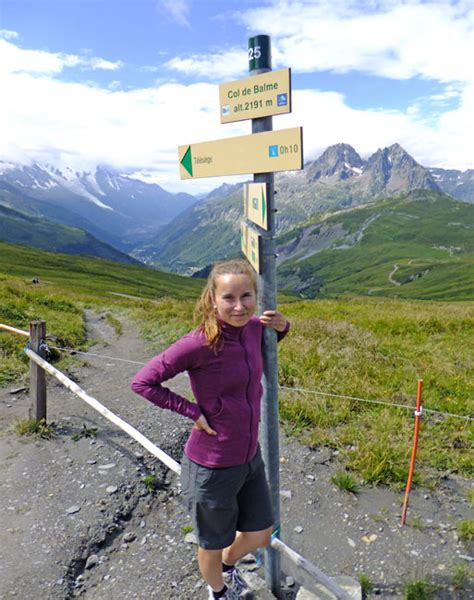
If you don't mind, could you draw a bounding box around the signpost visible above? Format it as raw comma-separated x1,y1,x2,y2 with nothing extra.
178,127,302,179
244,182,268,230
219,68,291,123
247,34,283,598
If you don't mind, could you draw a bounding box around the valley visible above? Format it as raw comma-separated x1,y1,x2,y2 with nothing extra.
1,143,473,304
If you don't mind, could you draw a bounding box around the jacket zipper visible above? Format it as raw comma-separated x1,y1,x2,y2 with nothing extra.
240,328,253,462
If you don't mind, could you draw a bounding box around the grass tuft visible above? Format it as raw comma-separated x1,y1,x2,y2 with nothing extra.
456,519,474,541
181,525,193,535
105,313,123,336
71,424,98,441
142,474,159,493
403,579,434,600
13,418,55,439
451,563,471,591
358,573,373,597
331,472,358,493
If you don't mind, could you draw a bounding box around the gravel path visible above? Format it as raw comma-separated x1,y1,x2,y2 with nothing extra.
0,310,472,599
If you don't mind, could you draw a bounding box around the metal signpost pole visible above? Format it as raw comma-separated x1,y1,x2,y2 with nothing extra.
248,34,282,597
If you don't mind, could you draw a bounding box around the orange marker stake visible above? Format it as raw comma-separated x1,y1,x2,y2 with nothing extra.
401,379,423,526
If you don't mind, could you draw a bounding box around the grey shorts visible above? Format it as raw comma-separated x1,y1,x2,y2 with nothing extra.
180,446,273,550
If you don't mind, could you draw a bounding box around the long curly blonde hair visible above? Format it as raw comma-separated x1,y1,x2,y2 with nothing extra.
194,259,257,348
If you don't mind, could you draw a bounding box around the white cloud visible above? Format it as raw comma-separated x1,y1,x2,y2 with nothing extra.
165,47,247,81
0,38,123,76
168,1,474,85
1,3,474,196
0,29,19,40
88,57,124,71
157,0,191,28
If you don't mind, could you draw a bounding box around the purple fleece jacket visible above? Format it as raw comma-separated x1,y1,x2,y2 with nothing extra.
131,316,289,468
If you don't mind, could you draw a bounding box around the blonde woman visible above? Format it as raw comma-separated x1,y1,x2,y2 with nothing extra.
131,259,289,599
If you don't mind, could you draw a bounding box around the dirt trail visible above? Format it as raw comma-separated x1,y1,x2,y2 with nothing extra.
0,310,472,599
388,265,401,286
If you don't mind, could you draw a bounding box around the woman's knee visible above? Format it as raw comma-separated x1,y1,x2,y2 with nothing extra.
244,527,272,548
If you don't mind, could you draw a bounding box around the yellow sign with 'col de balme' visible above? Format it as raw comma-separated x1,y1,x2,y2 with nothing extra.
219,68,291,124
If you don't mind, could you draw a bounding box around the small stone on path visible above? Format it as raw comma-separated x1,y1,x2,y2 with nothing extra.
184,532,198,544
106,485,118,494
66,505,81,514
85,555,99,569
294,525,304,534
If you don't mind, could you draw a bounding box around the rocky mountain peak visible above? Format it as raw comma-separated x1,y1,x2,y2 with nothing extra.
363,144,440,196
306,143,364,182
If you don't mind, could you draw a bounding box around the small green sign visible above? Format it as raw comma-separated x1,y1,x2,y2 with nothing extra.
248,35,271,71
244,183,268,230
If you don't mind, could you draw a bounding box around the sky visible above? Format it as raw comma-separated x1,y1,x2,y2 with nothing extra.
1,0,473,194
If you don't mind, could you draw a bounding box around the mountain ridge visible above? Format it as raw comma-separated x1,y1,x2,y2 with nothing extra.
0,204,140,265
138,142,472,273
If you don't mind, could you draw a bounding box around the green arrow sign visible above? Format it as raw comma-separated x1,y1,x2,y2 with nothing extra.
180,146,193,177
178,127,303,179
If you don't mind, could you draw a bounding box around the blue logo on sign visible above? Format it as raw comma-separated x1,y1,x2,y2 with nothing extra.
222,104,230,116
269,145,279,157
277,93,288,107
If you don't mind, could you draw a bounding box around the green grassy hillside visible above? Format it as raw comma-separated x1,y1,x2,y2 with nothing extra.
277,191,474,300
0,204,139,265
0,240,203,300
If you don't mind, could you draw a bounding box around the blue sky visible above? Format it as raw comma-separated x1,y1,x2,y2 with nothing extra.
1,0,473,193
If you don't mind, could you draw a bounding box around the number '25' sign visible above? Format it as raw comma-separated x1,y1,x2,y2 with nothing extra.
248,35,271,71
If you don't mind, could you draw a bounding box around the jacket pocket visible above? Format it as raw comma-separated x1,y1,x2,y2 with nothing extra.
207,397,224,418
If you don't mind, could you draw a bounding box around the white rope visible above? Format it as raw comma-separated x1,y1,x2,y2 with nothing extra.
0,323,29,337
51,347,473,421
271,538,354,600
25,348,181,475
280,385,473,421
51,347,147,366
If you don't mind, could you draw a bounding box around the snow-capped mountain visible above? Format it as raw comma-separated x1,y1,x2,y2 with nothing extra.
0,162,198,251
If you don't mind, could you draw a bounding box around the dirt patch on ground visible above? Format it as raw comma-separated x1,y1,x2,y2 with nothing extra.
0,310,472,599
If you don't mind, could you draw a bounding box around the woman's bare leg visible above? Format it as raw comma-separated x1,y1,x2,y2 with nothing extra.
198,547,225,592
222,527,272,566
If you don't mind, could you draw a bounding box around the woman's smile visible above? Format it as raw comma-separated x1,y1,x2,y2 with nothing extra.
213,274,257,327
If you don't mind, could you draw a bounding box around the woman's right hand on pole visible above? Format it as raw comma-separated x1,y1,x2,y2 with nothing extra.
194,414,217,436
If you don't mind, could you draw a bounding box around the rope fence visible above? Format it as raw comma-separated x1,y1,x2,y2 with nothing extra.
43,342,474,422
1,322,472,421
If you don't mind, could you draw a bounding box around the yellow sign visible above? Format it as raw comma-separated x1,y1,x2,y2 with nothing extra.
219,68,292,124
178,127,303,179
244,183,268,230
241,222,261,273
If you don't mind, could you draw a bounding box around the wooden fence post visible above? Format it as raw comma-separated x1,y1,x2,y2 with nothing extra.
29,320,47,421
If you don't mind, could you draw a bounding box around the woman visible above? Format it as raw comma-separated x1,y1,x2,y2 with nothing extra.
131,259,289,599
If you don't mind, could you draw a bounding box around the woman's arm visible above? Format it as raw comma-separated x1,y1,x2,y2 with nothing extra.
131,335,203,421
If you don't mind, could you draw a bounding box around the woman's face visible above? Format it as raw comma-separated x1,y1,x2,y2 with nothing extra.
213,274,257,327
